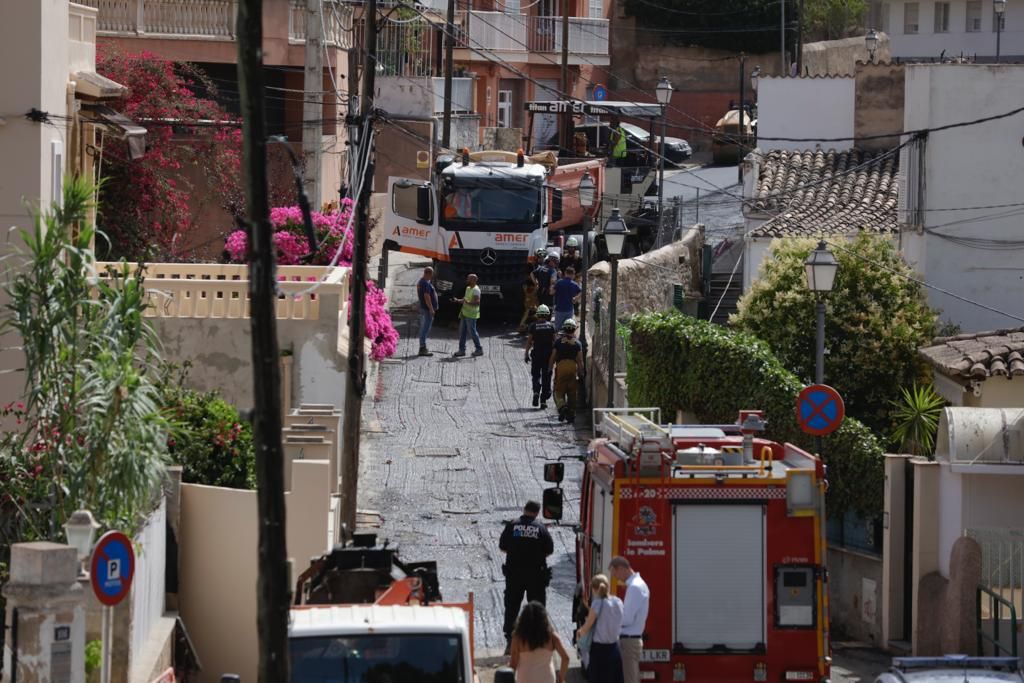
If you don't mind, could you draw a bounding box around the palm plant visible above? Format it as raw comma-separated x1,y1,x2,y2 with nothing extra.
890,383,946,458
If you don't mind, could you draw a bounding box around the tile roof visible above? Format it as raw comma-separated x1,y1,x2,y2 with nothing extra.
919,328,1024,380
750,149,899,238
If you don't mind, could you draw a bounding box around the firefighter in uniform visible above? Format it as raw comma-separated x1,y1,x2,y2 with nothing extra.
524,304,557,409
560,237,584,279
550,318,584,423
518,249,547,333
500,500,555,653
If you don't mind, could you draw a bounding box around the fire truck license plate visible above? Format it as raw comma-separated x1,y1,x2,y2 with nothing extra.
641,649,670,662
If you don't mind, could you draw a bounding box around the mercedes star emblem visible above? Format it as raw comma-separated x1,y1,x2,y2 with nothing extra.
480,248,498,266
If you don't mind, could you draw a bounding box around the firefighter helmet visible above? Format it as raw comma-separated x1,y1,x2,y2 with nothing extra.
562,318,578,331
535,248,548,259
536,304,551,317
566,236,580,248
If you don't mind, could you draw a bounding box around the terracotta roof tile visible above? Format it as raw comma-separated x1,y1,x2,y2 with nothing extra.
920,328,1024,380
750,149,899,237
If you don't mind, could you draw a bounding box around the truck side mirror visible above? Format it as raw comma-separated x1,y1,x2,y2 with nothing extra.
416,185,432,223
550,188,563,224
543,462,564,484
542,487,563,520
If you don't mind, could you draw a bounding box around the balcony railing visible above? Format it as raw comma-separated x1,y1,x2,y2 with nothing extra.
528,16,609,56
460,11,528,53
78,0,236,37
457,11,608,56
289,0,353,48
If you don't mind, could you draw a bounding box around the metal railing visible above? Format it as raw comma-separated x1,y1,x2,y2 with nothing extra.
526,16,609,55
977,585,1019,657
356,16,436,77
289,0,353,47
460,11,528,52
80,0,237,38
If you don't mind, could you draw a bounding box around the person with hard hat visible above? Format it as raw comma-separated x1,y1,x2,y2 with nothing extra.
560,236,583,280
518,250,547,333
533,254,559,309
524,304,557,409
549,318,584,423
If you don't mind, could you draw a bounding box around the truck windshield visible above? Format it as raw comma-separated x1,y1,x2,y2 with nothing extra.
290,633,465,683
440,183,540,228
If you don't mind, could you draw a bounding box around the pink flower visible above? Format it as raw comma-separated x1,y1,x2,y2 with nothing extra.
225,230,248,261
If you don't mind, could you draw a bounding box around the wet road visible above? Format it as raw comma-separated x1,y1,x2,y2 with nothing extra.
358,257,588,661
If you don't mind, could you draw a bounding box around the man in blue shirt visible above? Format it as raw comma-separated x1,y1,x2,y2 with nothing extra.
416,266,439,357
553,267,582,331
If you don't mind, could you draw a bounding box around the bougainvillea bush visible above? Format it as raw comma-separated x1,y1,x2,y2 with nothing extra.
224,202,399,360
96,48,244,261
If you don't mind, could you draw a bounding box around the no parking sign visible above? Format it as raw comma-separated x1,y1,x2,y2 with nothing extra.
90,530,135,606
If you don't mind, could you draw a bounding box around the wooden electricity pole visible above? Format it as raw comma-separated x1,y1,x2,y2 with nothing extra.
340,0,377,532
559,0,570,151
237,0,290,681
442,0,456,148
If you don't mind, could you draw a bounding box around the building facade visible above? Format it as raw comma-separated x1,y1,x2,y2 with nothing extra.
869,0,1022,60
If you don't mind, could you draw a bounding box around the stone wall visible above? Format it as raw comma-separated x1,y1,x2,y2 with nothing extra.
802,33,893,76
854,61,905,152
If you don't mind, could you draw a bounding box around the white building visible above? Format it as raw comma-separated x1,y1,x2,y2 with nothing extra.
755,75,856,152
899,63,1024,331
869,0,1022,61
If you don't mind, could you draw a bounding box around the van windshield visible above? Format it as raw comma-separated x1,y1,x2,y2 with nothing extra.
291,633,465,683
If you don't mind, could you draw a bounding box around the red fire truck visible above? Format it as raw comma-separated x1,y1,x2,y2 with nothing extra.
542,408,831,683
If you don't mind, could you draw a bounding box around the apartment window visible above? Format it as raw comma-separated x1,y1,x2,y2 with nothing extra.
934,1,950,31
904,2,919,32
966,0,982,31
993,11,1006,31
589,0,603,18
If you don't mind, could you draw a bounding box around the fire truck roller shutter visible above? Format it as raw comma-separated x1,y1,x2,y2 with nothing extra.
672,504,766,651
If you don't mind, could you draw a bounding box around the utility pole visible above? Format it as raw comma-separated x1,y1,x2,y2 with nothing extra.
780,0,787,74
303,0,324,205
559,0,570,152
738,54,745,184
237,1,290,681
796,0,804,75
442,0,456,148
341,0,377,532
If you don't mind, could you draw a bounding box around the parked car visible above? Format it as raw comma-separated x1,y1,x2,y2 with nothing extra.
544,122,691,166
874,657,1023,683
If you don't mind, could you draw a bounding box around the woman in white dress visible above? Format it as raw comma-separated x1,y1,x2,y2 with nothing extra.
510,601,570,683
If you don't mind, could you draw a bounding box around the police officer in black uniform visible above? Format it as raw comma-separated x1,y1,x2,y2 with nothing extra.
499,500,555,653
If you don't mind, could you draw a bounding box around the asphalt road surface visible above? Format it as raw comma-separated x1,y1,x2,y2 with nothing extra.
358,255,589,668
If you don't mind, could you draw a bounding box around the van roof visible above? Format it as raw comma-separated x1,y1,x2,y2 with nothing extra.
290,604,470,638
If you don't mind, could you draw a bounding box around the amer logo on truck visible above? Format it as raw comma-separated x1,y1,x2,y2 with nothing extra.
495,233,529,244
392,225,432,239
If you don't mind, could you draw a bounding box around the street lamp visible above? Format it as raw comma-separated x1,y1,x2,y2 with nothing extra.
655,76,673,246
603,208,628,408
805,240,837,455
994,0,1006,62
578,170,596,407
865,28,879,62
63,509,100,577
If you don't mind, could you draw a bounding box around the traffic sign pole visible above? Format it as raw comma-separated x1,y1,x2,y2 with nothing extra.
89,530,136,683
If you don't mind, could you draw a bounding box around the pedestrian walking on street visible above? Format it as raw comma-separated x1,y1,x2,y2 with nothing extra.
453,273,484,357
550,319,583,423
533,254,559,309
553,267,581,331
417,266,438,356
500,501,555,655
509,601,570,683
519,264,541,334
608,557,650,683
525,305,557,408
576,574,625,683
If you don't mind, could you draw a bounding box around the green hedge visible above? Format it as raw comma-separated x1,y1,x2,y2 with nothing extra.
627,311,884,517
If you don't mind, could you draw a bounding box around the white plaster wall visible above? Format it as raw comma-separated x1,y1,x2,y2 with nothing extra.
880,0,1024,60
755,77,856,152
901,64,1024,331
375,77,435,118
0,0,71,408
151,292,349,412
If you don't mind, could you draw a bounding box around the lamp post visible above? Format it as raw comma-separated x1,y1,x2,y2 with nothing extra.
865,28,879,63
578,170,596,405
804,241,838,454
603,208,628,408
994,0,1006,62
63,509,100,578
737,54,746,184
655,76,673,246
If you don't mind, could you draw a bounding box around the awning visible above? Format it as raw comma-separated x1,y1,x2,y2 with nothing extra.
73,70,127,100
82,104,147,160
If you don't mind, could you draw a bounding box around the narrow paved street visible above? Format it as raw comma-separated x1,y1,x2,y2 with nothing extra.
358,255,588,669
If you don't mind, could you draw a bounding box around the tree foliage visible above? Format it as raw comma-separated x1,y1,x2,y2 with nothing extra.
627,311,885,517
803,0,868,40
731,235,937,434
0,178,169,549
621,0,792,52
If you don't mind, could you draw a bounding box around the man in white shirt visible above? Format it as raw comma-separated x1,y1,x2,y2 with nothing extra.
610,556,650,683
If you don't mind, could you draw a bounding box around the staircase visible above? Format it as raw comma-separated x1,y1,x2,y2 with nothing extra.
707,271,743,325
